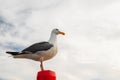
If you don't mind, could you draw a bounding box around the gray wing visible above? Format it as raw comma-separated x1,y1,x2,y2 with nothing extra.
22,42,53,53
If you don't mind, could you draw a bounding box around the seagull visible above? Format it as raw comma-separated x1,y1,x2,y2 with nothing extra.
6,28,65,71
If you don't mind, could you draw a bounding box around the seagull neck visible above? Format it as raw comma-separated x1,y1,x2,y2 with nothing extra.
48,33,57,44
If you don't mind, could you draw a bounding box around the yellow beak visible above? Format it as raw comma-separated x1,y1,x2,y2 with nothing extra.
59,31,65,35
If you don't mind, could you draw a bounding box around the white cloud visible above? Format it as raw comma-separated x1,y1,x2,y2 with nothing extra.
1,0,120,80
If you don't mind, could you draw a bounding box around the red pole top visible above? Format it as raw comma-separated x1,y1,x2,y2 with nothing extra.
37,70,56,80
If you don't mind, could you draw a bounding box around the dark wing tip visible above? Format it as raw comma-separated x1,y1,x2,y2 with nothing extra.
6,51,19,55
6,51,11,53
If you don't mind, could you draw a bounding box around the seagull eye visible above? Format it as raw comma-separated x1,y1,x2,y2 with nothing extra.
56,29,59,31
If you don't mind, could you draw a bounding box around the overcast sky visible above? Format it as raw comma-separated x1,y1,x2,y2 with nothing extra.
0,0,120,80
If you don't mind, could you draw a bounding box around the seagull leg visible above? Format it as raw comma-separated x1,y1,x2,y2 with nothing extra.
40,58,44,71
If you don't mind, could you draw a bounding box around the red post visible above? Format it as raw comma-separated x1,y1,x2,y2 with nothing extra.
37,70,56,80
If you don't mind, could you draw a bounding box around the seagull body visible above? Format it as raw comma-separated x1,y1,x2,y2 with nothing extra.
6,28,65,70
11,42,57,61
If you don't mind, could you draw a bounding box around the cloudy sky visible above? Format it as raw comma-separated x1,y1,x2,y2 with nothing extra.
1,0,120,80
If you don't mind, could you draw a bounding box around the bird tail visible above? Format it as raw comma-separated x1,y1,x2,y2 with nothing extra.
6,51,20,55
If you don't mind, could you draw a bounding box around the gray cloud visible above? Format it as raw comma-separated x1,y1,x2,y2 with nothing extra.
0,17,14,35
0,42,24,51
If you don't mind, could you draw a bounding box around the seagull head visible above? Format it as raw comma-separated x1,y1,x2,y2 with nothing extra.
52,28,65,35
49,28,65,44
